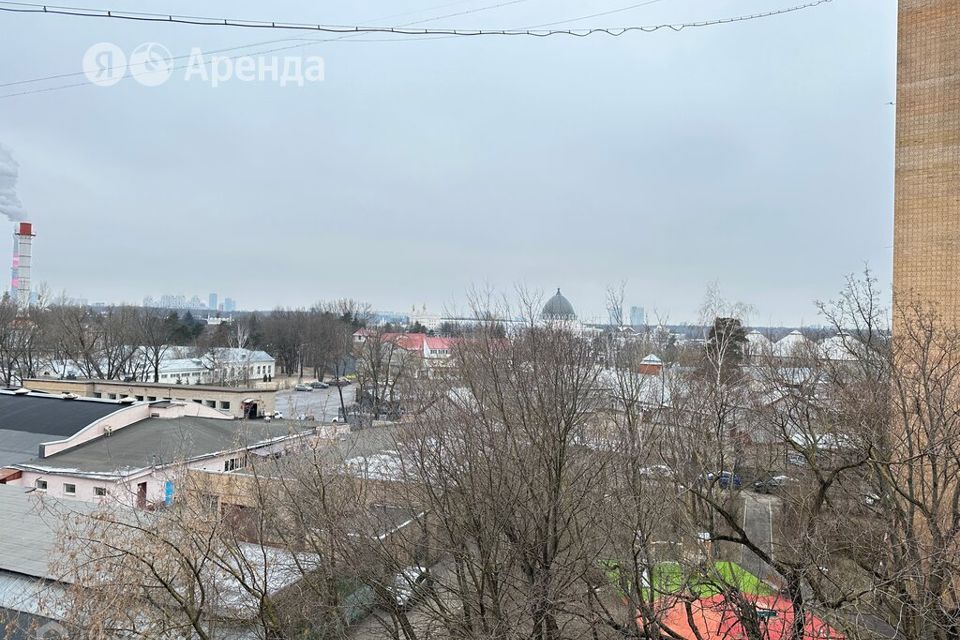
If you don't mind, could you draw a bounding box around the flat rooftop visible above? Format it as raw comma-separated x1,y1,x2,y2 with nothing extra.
0,484,95,581
16,416,308,477
0,392,127,468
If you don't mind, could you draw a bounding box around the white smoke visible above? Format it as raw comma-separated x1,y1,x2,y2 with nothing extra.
0,143,25,222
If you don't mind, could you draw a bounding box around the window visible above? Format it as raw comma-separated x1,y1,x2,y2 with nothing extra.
206,400,216,408
93,392,102,398
135,395,144,401
94,486,107,497
147,396,157,401
64,483,76,495
35,479,47,491
220,401,230,410
108,393,117,399
223,457,246,472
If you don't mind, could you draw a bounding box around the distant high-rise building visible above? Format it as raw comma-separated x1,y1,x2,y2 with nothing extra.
630,306,646,328
894,1,960,326
208,292,218,312
223,297,236,313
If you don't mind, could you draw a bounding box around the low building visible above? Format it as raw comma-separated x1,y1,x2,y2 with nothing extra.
1,398,316,508
159,346,276,385
23,378,275,419
0,389,132,470
36,347,276,387
353,330,457,376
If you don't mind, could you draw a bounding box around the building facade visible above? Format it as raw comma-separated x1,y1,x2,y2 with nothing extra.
23,378,276,419
894,0,960,326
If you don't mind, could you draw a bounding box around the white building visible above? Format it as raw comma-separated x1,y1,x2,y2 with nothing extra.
158,347,276,385
774,330,813,358
744,330,774,358
0,395,321,508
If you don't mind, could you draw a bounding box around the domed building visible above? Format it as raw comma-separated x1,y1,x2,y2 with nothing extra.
541,288,577,322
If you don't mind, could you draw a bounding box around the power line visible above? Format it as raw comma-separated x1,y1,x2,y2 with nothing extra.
1,0,524,91
0,0,835,38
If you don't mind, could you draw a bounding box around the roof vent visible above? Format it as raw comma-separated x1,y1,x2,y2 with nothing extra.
119,396,136,404
13,388,30,395
61,392,79,400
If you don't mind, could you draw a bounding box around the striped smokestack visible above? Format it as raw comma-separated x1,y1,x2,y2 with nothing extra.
10,221,34,307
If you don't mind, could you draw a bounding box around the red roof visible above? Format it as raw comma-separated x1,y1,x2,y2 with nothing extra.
390,333,426,351
353,331,457,354
652,594,844,640
425,337,456,350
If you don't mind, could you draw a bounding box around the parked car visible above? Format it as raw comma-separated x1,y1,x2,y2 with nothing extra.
293,383,313,392
331,377,351,387
753,475,795,494
787,452,809,467
638,464,674,479
385,566,433,610
271,410,284,420
703,471,742,490
310,380,329,389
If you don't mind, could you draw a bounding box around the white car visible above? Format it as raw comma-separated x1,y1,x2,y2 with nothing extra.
638,464,674,479
385,566,433,610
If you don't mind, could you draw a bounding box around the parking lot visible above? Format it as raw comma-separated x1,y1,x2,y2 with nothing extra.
275,384,355,422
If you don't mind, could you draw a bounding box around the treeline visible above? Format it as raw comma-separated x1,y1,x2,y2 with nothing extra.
0,295,372,386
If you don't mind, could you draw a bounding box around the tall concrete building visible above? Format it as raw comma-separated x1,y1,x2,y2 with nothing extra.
894,1,960,326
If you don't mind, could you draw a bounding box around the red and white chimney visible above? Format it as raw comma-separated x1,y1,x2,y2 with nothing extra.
10,221,34,307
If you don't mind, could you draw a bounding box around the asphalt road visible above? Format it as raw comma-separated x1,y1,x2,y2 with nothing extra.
741,492,776,582
275,384,355,422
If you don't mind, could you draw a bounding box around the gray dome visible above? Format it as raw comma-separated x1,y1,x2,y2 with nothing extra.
542,288,576,321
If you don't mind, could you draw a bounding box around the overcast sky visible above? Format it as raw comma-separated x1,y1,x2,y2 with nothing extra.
0,0,896,325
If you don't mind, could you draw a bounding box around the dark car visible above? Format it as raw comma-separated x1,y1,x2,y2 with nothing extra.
703,471,742,490
293,383,313,392
309,381,329,389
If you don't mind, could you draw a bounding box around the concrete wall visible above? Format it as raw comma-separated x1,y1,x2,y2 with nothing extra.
894,0,960,326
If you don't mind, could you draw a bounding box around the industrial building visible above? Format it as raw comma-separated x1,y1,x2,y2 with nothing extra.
23,377,276,419
0,389,316,508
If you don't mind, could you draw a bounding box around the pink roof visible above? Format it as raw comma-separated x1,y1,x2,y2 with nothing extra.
653,594,844,640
